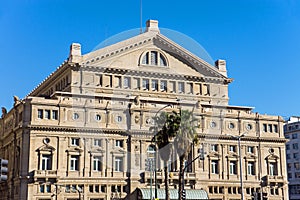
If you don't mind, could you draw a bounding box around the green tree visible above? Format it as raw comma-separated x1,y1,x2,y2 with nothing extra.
151,111,180,200
173,109,198,200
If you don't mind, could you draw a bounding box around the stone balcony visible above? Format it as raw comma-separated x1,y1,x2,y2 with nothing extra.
262,175,284,186
33,170,59,180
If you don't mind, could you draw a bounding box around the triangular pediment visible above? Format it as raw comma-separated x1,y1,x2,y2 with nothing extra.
37,145,56,152
81,31,228,80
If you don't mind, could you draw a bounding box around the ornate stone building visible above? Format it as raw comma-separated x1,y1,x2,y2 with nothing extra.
284,116,300,199
0,20,288,200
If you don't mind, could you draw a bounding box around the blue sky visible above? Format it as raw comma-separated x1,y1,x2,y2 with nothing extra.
0,0,299,118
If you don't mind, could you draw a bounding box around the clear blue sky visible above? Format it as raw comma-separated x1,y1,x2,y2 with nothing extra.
1,0,299,118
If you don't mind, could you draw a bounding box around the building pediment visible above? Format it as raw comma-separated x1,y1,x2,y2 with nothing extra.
36,145,56,152
80,25,228,80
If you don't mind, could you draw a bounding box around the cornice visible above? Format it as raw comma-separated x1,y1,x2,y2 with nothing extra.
198,134,287,143
80,65,226,84
155,34,228,79
27,60,74,97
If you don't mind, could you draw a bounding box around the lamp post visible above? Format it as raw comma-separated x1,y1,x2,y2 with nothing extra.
153,104,172,199
180,148,206,200
227,133,247,200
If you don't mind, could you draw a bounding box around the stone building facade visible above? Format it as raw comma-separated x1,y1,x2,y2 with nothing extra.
284,116,300,199
0,20,288,200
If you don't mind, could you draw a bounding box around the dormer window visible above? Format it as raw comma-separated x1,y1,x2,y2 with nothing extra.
141,51,168,67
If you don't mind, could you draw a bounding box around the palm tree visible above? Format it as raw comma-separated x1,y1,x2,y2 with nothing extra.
173,109,198,200
151,111,180,200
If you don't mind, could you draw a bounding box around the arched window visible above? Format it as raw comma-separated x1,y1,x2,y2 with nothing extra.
141,51,168,67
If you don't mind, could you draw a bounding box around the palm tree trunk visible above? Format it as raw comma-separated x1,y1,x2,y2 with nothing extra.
178,155,184,200
164,160,170,200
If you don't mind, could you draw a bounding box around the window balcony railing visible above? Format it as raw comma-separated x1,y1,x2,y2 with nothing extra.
33,170,58,178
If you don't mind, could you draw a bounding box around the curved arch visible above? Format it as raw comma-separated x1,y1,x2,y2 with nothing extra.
139,49,169,67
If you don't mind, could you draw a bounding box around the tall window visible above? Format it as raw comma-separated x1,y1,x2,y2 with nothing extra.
115,157,123,172
178,82,185,93
160,80,167,92
94,139,102,147
93,156,102,171
229,145,236,152
70,155,79,171
263,124,267,132
52,110,58,120
151,80,158,91
211,144,218,152
211,160,219,174
247,162,255,175
115,140,124,148
269,162,277,176
41,154,52,170
71,138,80,146
44,110,51,119
247,146,254,154
293,143,299,150
124,77,131,89
142,79,149,90
229,161,237,175
38,109,43,119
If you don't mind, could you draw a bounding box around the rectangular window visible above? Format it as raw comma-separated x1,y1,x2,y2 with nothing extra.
268,124,273,132
70,155,79,171
203,84,210,96
94,139,102,147
89,185,93,193
115,157,124,172
114,76,122,88
229,161,237,175
269,162,277,176
292,133,298,139
95,185,100,193
263,124,267,132
287,154,291,159
169,81,176,93
133,78,140,90
187,83,193,94
65,185,70,193
124,77,131,89
115,140,124,148
38,109,43,119
40,185,45,193
286,144,290,150
274,124,278,133
211,160,218,174
247,162,255,175
178,82,185,93
247,146,254,154
52,110,58,120
160,80,167,92
229,145,236,152
294,162,300,170
287,163,292,170
142,79,149,90
41,154,52,170
151,79,158,91
44,110,51,119
46,185,51,193
71,138,80,146
293,143,299,150
294,153,299,159
210,144,218,152
93,156,102,171
296,172,300,178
